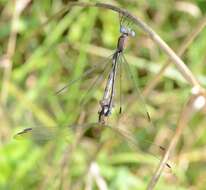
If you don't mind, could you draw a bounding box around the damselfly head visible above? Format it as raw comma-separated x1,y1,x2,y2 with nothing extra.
120,26,135,37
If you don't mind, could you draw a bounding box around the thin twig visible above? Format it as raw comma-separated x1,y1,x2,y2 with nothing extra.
146,92,205,190
143,16,206,97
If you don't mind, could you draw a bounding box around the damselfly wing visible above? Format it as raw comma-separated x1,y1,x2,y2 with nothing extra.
14,123,96,144
13,123,171,169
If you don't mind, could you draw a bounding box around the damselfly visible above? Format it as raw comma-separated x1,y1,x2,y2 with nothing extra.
56,13,150,125
14,13,171,170
98,15,135,123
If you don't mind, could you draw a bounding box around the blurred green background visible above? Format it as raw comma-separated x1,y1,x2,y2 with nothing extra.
0,0,206,189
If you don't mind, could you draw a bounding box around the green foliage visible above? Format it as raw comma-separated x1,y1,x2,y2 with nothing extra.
0,0,206,189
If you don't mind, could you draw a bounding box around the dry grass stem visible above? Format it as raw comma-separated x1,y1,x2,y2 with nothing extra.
143,16,206,97
147,92,206,190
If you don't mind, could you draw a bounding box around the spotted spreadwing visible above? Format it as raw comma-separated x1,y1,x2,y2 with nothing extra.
14,13,171,170
56,13,151,125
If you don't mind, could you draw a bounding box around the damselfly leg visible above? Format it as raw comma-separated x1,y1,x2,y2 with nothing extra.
119,13,135,37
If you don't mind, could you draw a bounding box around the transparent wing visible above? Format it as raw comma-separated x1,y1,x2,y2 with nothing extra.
106,125,171,169
120,54,152,123
14,122,163,150
14,122,170,168
13,123,100,144
79,55,113,106
14,127,59,142
56,54,114,95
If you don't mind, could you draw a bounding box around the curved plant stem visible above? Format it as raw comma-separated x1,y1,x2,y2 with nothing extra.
67,2,202,90
146,94,203,190
143,16,206,97
19,2,204,91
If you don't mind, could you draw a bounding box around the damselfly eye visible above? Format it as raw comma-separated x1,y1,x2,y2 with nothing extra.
120,26,127,34
130,30,136,37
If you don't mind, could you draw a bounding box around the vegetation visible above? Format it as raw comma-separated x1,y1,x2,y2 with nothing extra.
0,1,206,189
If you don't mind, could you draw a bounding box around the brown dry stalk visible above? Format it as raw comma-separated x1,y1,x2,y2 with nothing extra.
146,93,205,190
1,0,31,105
143,16,206,97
